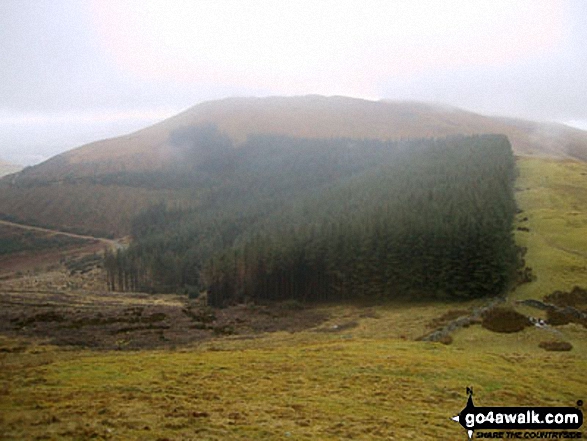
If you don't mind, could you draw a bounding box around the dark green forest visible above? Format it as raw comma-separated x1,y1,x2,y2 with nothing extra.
104,125,518,306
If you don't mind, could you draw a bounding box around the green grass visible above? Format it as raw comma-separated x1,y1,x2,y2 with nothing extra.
1,335,585,440
512,157,587,300
1,156,587,440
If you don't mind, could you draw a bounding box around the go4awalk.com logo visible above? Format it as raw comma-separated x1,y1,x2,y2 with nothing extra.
452,388,583,439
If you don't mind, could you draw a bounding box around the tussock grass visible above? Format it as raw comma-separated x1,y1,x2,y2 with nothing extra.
1,334,586,440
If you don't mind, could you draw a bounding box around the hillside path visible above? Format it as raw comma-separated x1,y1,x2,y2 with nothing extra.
0,219,125,250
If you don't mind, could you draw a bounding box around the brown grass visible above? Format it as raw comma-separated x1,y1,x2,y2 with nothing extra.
0,273,329,350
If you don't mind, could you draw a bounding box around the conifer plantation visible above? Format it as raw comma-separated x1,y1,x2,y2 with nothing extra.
104,125,518,305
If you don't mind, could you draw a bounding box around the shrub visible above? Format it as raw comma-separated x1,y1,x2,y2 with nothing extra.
539,341,573,351
437,334,453,345
185,285,200,299
544,286,587,309
546,308,573,326
481,307,531,333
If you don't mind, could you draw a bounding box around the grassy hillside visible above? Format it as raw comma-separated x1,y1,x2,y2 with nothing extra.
1,156,586,440
511,157,587,300
1,333,585,440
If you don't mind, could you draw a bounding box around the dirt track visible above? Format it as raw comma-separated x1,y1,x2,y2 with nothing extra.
0,219,124,250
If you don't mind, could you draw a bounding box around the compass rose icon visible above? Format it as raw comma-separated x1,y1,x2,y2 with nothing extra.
451,387,475,440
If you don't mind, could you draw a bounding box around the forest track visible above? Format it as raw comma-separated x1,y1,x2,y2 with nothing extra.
0,219,125,250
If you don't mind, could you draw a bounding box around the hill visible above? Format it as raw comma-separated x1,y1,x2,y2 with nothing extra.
9,96,587,182
1,96,586,237
0,159,22,178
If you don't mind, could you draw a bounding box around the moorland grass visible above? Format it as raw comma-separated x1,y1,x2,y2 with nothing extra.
1,335,586,440
512,157,587,300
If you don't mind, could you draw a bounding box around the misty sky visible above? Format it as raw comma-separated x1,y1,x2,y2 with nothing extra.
1,0,587,166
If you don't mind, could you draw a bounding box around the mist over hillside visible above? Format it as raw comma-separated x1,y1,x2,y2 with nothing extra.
0,96,586,237
0,160,22,178
7,96,587,183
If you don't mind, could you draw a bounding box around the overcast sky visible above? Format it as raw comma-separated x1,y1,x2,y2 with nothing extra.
1,0,586,166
